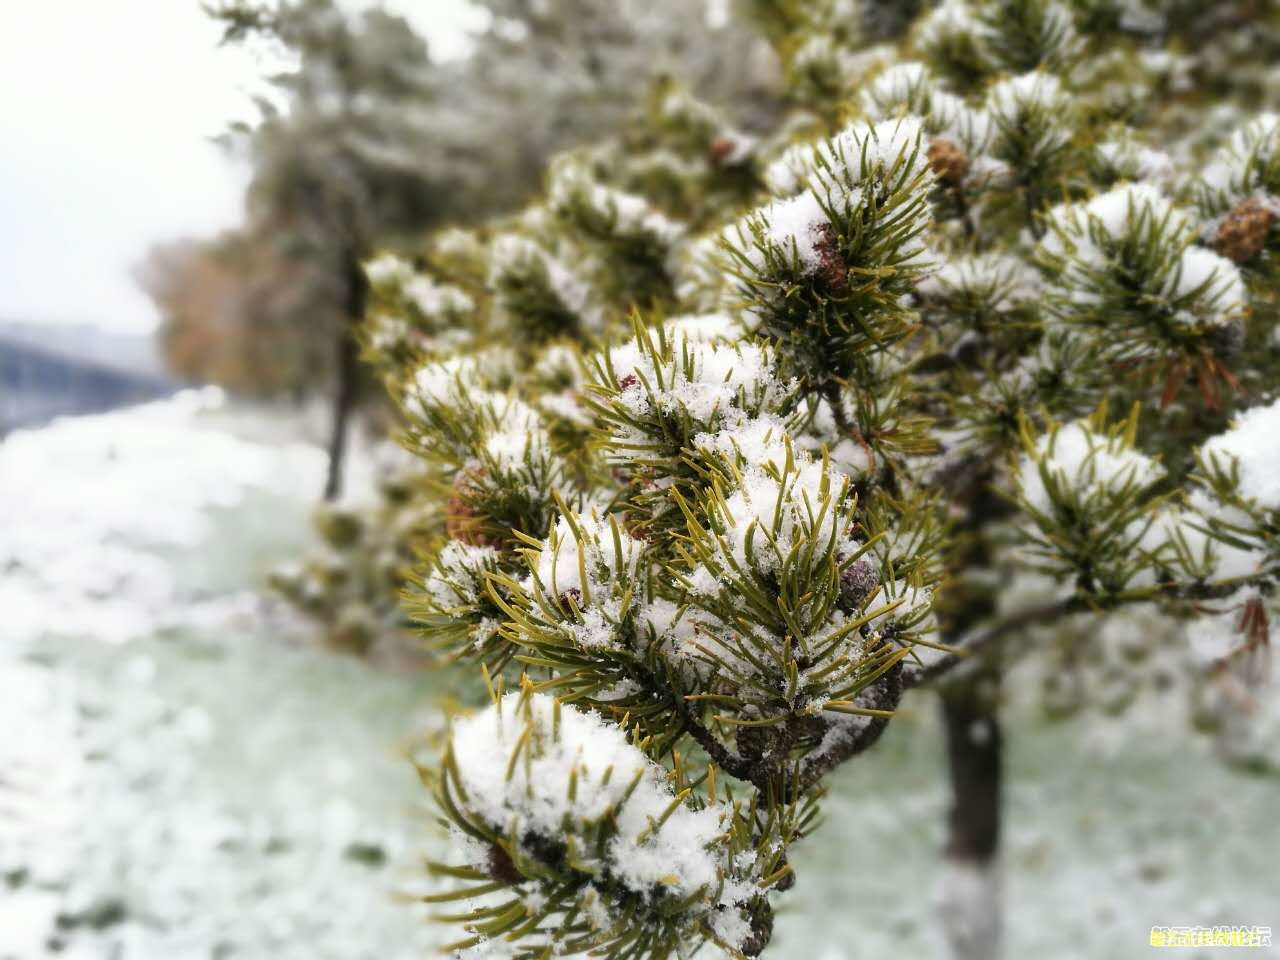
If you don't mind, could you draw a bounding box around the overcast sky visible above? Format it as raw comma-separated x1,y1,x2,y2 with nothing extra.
0,0,481,335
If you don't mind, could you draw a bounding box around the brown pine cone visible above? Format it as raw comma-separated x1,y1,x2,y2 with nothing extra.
708,136,738,164
557,587,583,610
444,495,477,541
838,558,879,610
444,471,499,547
485,844,523,884
812,222,849,289
927,137,970,187
1215,196,1275,264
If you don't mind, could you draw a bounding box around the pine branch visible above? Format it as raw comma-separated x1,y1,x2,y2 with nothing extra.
912,574,1274,688
797,661,904,790
911,599,1079,688
672,694,768,789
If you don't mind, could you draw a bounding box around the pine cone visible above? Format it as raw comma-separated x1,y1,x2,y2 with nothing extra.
838,558,879,611
738,898,775,957
1215,196,1275,264
927,137,970,187
623,516,651,542
812,222,849,288
485,844,523,885
443,495,479,542
708,136,737,164
444,471,499,547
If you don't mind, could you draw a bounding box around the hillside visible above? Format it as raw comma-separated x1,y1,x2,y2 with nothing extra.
0,322,174,432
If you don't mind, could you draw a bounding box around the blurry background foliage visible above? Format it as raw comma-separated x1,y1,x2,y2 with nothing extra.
141,0,783,498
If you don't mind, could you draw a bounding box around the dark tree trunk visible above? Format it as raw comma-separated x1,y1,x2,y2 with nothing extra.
322,256,368,501
863,0,925,40
942,678,1002,862
932,465,1009,960
937,671,1003,960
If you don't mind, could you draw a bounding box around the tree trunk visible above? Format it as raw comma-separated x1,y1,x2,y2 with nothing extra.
322,257,368,501
937,672,1003,960
933,467,1009,960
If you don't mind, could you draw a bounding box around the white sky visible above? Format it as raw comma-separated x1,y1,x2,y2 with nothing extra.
0,0,482,335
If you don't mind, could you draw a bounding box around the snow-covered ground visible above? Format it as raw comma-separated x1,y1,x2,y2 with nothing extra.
1,393,1275,959
0,392,438,960
775,698,1280,959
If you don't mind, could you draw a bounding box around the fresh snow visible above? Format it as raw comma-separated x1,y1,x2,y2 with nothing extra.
704,455,857,579
1018,421,1163,517
860,61,932,118
664,311,742,343
986,72,1071,159
531,511,641,600
751,190,831,274
609,334,789,428
0,394,437,960
732,116,934,286
549,161,684,245
423,540,500,609
1200,398,1280,509
820,115,932,192
1164,246,1247,326
3,398,1277,959
918,252,1038,310
1094,137,1173,184
1199,112,1280,207
448,692,726,898
403,275,474,318
763,141,821,197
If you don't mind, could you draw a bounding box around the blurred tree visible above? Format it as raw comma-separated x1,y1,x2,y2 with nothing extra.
325,2,1280,958
207,0,474,499
447,0,781,211
138,230,334,396
145,0,779,500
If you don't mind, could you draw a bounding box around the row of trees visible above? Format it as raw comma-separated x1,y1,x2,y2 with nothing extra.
211,0,1278,956
140,0,777,499
345,0,1277,957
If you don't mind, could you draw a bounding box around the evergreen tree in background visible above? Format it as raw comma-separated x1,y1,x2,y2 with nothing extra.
292,0,1280,957
448,0,779,215
142,0,776,500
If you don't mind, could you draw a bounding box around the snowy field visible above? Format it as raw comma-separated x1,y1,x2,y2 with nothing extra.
0,392,440,960
1,393,1276,959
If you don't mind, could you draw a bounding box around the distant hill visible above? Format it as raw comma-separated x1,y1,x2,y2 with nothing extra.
0,322,177,434
0,321,168,379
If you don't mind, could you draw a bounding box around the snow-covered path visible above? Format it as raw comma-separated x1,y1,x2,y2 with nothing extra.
1,393,1275,959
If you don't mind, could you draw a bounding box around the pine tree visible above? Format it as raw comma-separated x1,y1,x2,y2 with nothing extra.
209,0,468,500
268,440,431,656
327,2,1278,957
193,0,768,501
